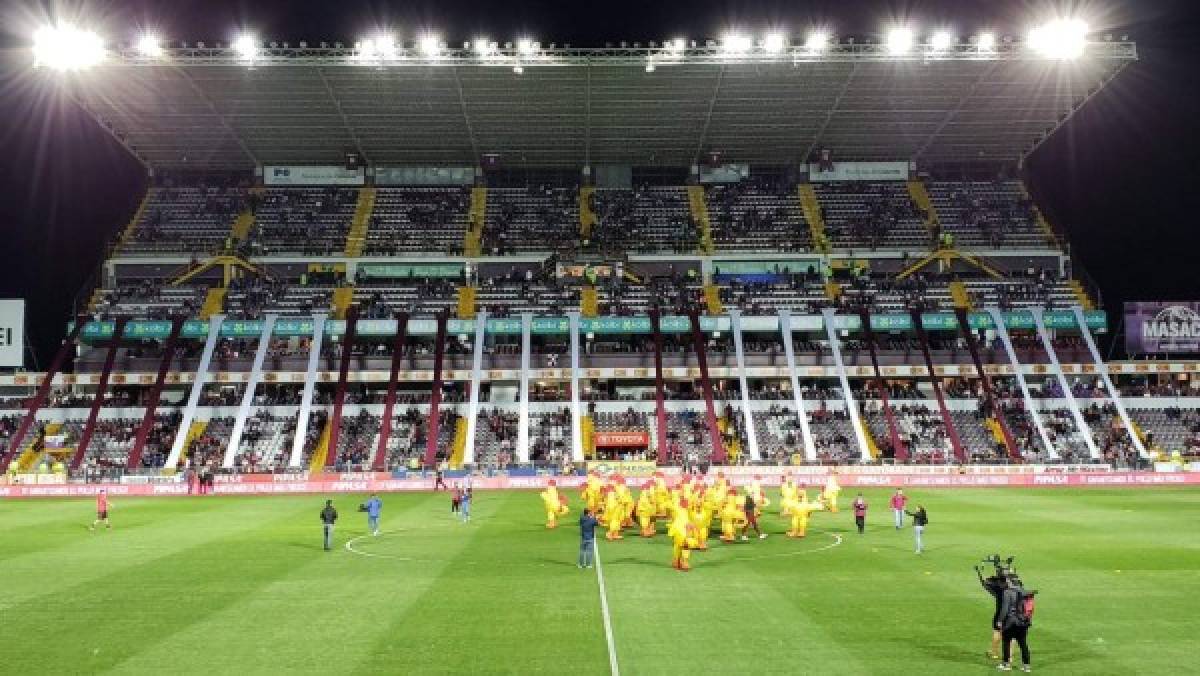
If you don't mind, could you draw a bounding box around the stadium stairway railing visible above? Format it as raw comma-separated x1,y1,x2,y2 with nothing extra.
456,286,477,319
579,186,596,239
307,419,334,473
797,184,830,253
16,422,62,471
686,186,715,254
447,417,469,469
906,178,940,237
343,188,376,257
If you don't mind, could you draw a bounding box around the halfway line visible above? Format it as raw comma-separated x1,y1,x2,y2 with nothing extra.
593,540,620,676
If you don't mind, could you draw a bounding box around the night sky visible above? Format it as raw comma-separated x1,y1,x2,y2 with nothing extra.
0,0,1197,366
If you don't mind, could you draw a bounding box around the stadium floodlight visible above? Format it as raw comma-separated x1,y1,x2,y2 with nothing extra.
473,37,496,56
721,32,752,54
233,33,258,59
358,38,378,58
136,33,163,58
977,32,996,52
886,27,914,55
763,32,787,53
32,24,105,71
1028,18,1088,59
517,38,536,55
805,31,829,51
930,30,953,51
418,33,441,57
665,37,686,54
513,64,524,74
645,59,655,73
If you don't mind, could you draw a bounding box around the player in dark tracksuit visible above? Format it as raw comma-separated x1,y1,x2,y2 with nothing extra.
852,494,867,534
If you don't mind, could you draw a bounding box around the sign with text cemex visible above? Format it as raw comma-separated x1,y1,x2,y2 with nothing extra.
0,299,25,367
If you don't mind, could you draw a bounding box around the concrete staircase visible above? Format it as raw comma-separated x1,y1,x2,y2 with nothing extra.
343,188,376,257
579,186,597,238
581,286,600,318
686,186,714,254
199,288,227,319
457,286,477,319
798,184,829,253
464,187,486,256
906,178,940,237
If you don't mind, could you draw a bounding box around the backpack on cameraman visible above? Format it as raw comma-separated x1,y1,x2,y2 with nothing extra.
1008,587,1036,627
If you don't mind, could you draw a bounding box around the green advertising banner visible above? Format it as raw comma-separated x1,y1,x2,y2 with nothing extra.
358,263,464,279
75,309,1107,341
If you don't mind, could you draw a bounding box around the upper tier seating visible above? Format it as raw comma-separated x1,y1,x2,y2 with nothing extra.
482,187,579,254
365,188,470,256
926,180,1047,249
815,181,928,250
588,187,698,254
708,182,812,252
120,185,245,255
249,188,357,255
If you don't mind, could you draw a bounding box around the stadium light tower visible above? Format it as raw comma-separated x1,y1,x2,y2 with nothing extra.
721,32,753,54
886,27,914,55
233,33,258,60
136,33,163,58
418,33,441,57
805,31,829,52
517,38,536,56
930,30,953,51
763,32,787,53
1029,18,1088,59
473,37,496,56
32,24,105,71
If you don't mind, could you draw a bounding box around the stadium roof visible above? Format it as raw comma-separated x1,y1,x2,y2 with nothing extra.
58,42,1136,170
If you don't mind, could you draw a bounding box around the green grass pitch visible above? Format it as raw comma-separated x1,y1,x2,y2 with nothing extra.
2,487,1198,675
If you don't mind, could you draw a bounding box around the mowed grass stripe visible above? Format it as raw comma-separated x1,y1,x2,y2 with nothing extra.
356,492,612,675
0,497,318,673
107,492,457,675
0,496,312,607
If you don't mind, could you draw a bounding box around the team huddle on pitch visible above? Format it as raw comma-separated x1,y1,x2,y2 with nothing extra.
544,471,929,572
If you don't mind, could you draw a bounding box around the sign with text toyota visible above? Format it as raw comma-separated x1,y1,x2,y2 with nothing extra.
1125,302,1200,354
0,299,25,367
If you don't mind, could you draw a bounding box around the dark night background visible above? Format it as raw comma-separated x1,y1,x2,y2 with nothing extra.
0,0,1197,366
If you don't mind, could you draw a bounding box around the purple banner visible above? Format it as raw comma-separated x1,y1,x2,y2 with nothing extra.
1125,302,1200,354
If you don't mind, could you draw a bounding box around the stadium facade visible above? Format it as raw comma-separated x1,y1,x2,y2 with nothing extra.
7,30,1198,488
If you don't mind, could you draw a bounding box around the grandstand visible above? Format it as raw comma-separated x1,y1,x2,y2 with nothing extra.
9,26,1198,486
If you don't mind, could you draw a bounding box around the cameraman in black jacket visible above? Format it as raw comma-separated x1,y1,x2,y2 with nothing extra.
978,568,1008,660
996,579,1033,672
